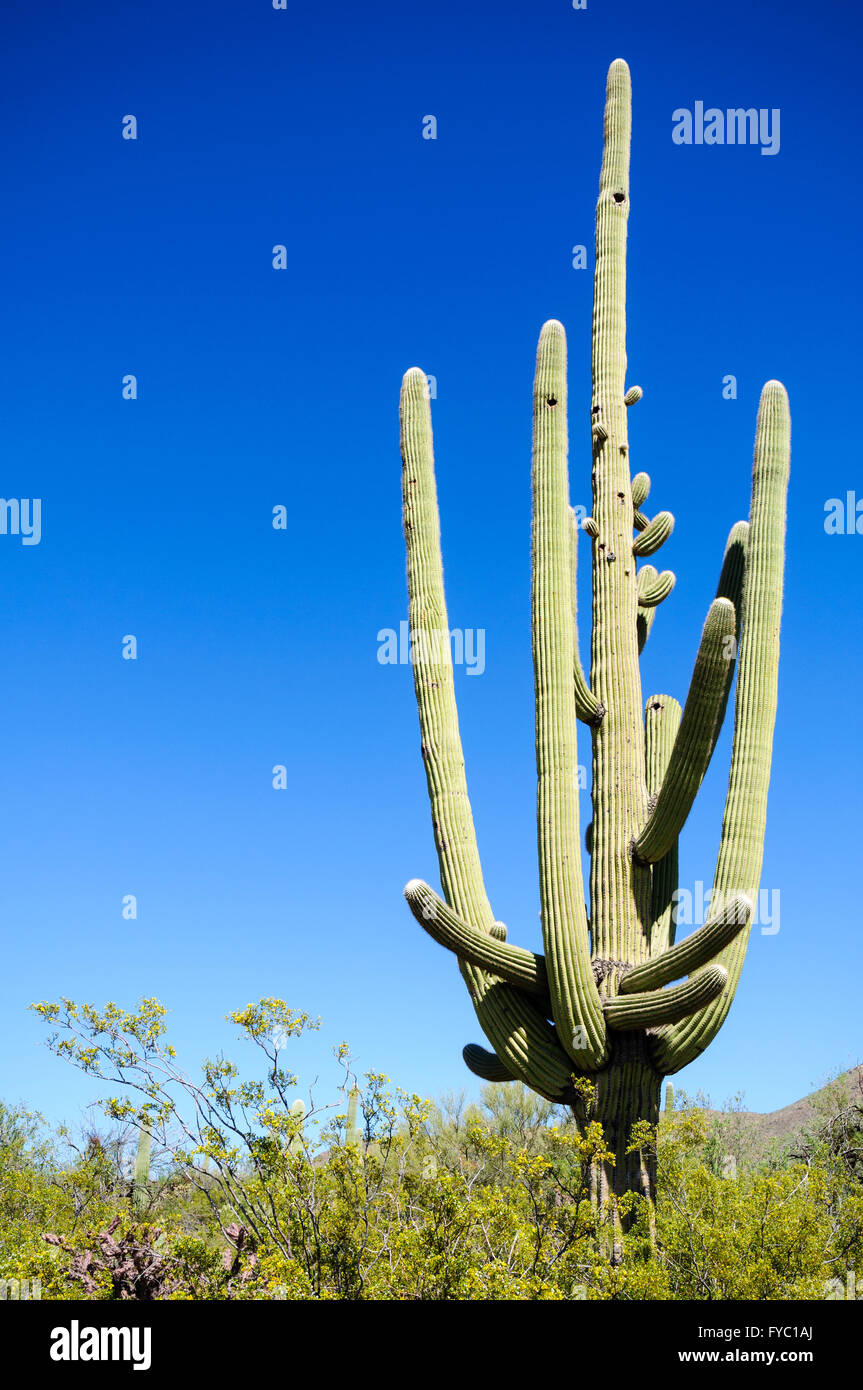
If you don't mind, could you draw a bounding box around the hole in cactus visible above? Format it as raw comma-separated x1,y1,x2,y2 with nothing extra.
546,396,558,407
613,191,626,204
591,405,601,416
617,491,625,500
650,700,663,711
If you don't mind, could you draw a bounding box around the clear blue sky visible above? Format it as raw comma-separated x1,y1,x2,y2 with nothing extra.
2,0,860,1132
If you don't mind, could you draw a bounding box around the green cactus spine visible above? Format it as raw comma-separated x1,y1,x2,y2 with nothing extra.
399,59,790,1211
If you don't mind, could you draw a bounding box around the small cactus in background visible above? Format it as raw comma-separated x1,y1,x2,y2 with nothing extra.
288,1098,306,1158
664,1082,674,1115
345,1087,360,1147
398,59,790,1211
131,1119,152,1214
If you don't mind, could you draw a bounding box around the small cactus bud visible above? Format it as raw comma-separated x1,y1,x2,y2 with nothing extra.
631,472,651,508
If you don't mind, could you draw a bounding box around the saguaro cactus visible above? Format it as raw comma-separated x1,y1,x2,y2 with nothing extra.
399,59,790,1210
131,1119,152,1214
288,1098,306,1158
345,1086,360,1147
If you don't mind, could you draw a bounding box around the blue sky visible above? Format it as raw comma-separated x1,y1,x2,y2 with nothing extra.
2,0,861,1134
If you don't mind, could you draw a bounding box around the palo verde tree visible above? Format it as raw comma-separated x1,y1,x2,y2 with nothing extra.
399,59,790,1212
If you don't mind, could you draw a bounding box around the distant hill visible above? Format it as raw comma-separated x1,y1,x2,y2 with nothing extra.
687,1064,863,1162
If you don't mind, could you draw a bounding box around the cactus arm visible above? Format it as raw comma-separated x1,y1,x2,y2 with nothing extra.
400,367,577,1097
570,510,605,726
631,472,650,509
404,879,550,1003
638,519,743,719
637,569,676,607
604,964,727,1031
633,597,736,864
400,368,492,928
643,694,681,953
532,322,607,1067
713,519,749,731
636,613,654,653
716,520,748,612
632,510,675,557
652,382,790,1074
463,1044,517,1084
619,895,751,993
636,566,659,654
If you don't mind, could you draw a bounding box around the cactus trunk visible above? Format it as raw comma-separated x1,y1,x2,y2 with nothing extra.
399,58,790,1220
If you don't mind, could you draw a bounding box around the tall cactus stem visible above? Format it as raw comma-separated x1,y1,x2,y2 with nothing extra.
401,367,579,1097
532,321,607,1066
653,382,790,1074
588,58,652,971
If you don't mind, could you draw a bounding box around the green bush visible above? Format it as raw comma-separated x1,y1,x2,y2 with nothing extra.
3,999,858,1301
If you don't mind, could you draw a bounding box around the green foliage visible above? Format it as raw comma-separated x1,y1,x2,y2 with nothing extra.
10,1000,861,1300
